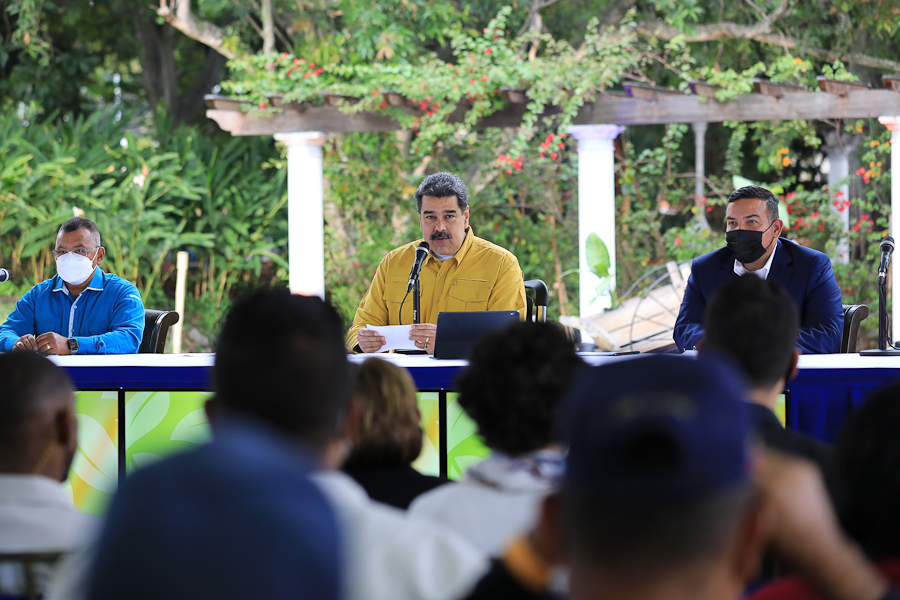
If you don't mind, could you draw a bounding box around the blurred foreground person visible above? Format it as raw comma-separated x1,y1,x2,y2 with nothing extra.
0,353,93,597
84,289,486,600
0,353,91,552
704,275,832,475
84,291,347,600
410,321,583,555
466,356,894,600
343,357,447,509
751,383,900,600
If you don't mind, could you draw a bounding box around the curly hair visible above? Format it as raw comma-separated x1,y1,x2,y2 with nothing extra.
344,358,423,469
456,322,583,456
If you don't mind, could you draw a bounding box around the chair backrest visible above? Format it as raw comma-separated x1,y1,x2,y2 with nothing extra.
0,551,65,600
524,279,549,323
140,309,181,354
841,304,869,353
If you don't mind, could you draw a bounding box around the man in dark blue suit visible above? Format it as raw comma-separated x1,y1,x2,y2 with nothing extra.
674,185,843,354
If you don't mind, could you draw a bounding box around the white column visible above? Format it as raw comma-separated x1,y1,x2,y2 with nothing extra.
879,116,900,342
824,131,853,264
274,132,327,297
567,124,624,330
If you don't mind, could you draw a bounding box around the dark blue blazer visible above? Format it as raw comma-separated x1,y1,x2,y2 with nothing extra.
673,239,844,354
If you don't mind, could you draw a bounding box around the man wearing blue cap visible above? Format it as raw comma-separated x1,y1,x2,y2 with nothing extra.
463,356,895,600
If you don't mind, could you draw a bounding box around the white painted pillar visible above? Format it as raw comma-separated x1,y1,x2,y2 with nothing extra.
879,116,900,342
824,131,853,264
274,132,327,297
567,124,625,328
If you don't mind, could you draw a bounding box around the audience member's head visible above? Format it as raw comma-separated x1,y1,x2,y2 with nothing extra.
456,321,583,456
0,352,76,481
344,357,423,470
557,356,767,599
835,383,900,560
212,288,351,450
704,275,799,395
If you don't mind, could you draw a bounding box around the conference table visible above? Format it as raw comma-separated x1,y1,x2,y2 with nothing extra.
52,352,900,515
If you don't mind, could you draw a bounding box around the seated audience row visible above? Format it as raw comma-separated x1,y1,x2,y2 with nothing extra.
3,278,899,600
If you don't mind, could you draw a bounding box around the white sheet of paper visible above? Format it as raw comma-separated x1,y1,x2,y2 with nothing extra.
366,324,418,353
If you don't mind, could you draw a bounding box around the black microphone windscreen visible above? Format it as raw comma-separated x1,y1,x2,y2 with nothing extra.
417,241,430,252
882,236,895,251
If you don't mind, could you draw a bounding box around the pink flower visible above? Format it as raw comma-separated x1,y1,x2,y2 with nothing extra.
674,236,682,246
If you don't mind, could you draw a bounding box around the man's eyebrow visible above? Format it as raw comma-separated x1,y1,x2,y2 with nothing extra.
742,213,762,219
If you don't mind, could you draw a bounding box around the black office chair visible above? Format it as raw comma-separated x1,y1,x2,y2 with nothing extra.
140,309,180,354
841,304,869,353
524,279,549,323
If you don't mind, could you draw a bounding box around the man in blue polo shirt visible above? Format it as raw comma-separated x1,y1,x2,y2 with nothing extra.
0,217,144,355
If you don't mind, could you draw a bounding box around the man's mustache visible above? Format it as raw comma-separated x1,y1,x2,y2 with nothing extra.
431,231,452,241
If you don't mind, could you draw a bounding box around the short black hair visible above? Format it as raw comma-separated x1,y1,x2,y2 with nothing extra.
456,322,583,456
214,288,351,448
0,353,74,449
562,484,755,570
704,276,799,389
58,217,102,246
727,186,779,224
414,172,468,213
835,384,900,560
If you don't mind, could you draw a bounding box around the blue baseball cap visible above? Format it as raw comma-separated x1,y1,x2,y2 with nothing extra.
563,355,755,502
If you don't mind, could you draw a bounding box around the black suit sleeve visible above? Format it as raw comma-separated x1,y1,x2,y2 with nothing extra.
459,559,552,600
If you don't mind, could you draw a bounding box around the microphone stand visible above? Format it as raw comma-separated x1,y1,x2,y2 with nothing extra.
860,275,900,356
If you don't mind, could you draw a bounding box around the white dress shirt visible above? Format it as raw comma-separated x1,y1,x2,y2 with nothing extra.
0,474,96,553
312,471,488,600
734,242,777,279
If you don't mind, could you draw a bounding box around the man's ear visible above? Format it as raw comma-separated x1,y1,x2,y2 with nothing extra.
204,397,219,430
532,492,566,565
728,497,774,585
787,350,800,382
95,246,105,266
343,397,363,442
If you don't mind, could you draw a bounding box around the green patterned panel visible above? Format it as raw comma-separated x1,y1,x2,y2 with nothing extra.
446,393,490,480
124,391,212,473
68,391,119,516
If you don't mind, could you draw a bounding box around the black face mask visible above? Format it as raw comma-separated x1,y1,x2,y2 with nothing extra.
725,222,775,265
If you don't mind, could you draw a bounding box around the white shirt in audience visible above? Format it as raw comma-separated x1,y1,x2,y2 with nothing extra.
312,471,489,600
0,474,96,553
408,449,564,556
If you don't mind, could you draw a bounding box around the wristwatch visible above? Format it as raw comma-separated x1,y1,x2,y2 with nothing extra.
67,338,79,354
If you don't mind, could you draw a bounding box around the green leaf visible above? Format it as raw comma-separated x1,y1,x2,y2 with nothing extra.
586,232,610,279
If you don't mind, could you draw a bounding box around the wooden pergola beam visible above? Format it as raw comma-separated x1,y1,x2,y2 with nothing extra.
206,90,900,135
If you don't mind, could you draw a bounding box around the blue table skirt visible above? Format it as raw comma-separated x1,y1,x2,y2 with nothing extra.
52,354,900,445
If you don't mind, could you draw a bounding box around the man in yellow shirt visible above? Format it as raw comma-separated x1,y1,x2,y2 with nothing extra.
347,172,527,354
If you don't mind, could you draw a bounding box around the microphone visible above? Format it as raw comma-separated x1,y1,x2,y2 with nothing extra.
0,268,9,283
878,236,895,283
407,242,430,293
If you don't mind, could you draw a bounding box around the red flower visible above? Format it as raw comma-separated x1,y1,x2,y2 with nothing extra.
674,236,682,246
420,102,428,110
506,169,513,174
550,152,558,160
856,167,866,176
485,48,491,54
559,143,565,149
380,102,387,109
481,76,489,82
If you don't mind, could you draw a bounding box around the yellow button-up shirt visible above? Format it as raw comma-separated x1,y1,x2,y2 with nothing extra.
346,228,527,352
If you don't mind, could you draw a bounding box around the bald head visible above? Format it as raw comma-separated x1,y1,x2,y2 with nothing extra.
0,353,77,480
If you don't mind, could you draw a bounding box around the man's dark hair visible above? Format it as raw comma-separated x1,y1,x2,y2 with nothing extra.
704,275,799,389
835,383,900,560
562,484,755,569
727,185,779,224
456,322,583,456
414,172,468,213
214,288,350,448
58,217,102,246
0,353,74,450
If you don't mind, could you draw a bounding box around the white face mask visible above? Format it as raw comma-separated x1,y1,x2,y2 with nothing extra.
56,252,97,285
